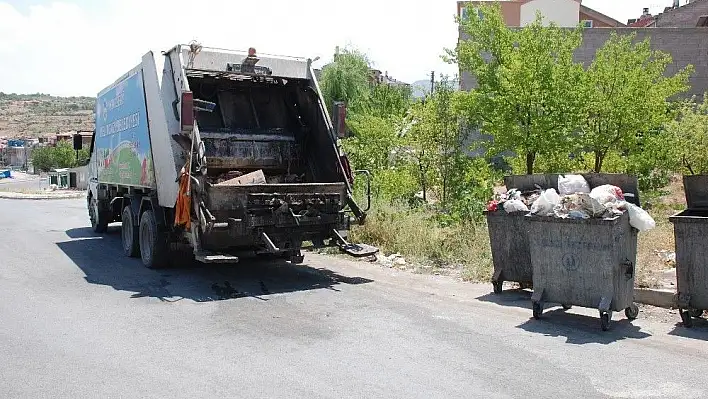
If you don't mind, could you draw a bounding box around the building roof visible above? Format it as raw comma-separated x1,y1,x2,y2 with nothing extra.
579,4,626,27
627,16,656,27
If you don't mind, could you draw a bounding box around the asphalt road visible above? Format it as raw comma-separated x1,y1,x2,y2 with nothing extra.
1,198,707,399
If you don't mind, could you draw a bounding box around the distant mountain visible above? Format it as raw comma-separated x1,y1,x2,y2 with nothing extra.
410,78,459,99
0,93,94,138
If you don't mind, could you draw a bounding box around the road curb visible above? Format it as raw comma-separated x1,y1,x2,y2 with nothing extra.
634,288,676,309
0,191,85,200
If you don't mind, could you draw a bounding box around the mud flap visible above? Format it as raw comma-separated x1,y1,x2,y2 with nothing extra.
331,229,379,257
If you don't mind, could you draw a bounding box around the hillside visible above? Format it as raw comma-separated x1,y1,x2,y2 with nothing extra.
0,93,95,138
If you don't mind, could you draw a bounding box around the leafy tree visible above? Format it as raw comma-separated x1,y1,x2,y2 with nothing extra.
581,32,693,172
666,96,708,175
447,3,586,174
320,47,371,114
30,140,89,172
401,75,466,205
359,83,413,120
343,113,400,172
30,146,55,172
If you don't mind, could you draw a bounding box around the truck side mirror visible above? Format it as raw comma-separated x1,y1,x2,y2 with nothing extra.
332,101,348,138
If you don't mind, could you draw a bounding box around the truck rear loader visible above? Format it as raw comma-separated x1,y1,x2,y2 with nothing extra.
86,43,376,268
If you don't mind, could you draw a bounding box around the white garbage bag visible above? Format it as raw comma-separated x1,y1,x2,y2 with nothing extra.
625,202,656,232
558,174,590,195
503,199,529,213
530,188,561,216
590,184,624,205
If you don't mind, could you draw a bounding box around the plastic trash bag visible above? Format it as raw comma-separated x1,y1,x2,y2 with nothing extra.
530,188,561,216
506,188,522,201
503,199,529,213
568,210,591,219
625,202,656,232
558,174,590,195
590,184,624,205
554,193,606,218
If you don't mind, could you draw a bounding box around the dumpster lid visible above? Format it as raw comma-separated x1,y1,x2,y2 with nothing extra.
682,175,708,209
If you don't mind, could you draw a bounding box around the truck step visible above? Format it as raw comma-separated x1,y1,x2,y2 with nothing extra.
339,243,379,258
195,251,240,264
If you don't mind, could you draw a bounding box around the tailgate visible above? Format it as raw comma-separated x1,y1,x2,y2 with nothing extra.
205,182,347,228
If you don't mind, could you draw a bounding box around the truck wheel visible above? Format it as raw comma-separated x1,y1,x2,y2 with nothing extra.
139,209,168,269
121,206,139,258
89,196,108,233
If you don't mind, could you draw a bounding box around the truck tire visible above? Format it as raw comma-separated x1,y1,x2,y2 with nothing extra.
89,196,109,233
121,206,140,258
139,209,169,269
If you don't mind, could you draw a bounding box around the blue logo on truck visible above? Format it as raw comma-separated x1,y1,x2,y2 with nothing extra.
94,69,155,188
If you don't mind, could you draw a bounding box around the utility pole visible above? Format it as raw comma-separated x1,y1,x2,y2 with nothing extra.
430,71,435,96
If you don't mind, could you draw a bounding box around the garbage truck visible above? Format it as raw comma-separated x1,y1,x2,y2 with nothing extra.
86,43,376,268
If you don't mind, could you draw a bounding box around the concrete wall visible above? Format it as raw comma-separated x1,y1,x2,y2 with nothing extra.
459,27,708,100
69,165,88,190
575,28,708,100
520,0,579,27
655,0,708,27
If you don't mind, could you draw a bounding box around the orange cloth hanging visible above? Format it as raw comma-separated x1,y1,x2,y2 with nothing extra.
174,162,192,230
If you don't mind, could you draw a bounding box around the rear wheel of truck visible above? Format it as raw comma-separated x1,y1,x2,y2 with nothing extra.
89,196,108,234
121,206,140,258
139,209,168,269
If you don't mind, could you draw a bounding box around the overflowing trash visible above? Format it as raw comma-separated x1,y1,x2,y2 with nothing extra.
487,174,656,232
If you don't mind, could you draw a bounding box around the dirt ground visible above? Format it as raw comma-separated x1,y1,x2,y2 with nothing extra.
636,175,685,289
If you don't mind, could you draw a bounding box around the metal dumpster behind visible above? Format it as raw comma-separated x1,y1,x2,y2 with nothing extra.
669,174,708,327
485,209,532,293
526,173,641,331
485,174,558,293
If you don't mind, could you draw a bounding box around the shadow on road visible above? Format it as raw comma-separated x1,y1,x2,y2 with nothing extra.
57,226,373,303
668,318,708,341
476,289,533,310
516,308,651,345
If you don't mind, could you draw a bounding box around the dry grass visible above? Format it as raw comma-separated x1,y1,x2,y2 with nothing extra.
350,204,493,281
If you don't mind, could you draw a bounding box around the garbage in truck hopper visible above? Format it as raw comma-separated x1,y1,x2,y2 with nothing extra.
487,174,656,232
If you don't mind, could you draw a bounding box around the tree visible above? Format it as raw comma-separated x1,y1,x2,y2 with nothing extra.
358,83,412,120
446,3,586,174
31,146,55,172
30,140,89,172
666,96,708,175
320,47,371,114
343,113,400,172
401,75,463,204
582,32,693,172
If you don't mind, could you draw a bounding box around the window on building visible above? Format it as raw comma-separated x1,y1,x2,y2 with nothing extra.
461,6,482,21
582,19,594,28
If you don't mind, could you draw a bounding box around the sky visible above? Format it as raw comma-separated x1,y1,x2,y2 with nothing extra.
0,0,687,97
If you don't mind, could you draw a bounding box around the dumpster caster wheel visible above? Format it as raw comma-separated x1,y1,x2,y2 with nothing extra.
600,312,611,331
492,280,503,294
532,301,543,319
680,309,694,328
562,304,572,310
625,304,639,320
690,309,703,318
